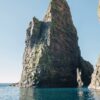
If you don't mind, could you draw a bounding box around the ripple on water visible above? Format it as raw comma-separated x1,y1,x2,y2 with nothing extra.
0,85,19,100
0,85,100,100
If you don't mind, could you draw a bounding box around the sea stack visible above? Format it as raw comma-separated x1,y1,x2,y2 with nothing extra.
20,0,93,88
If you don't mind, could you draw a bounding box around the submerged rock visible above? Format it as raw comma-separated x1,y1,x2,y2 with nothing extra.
20,0,93,88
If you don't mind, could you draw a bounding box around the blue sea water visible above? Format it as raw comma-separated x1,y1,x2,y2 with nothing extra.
0,84,100,100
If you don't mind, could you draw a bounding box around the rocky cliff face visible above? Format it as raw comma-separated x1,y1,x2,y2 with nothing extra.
20,0,93,88
90,56,100,89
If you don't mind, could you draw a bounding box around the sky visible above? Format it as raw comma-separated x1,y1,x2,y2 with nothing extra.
0,0,100,83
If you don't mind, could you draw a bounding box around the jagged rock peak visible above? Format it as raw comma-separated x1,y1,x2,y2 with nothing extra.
44,0,72,23
20,0,93,88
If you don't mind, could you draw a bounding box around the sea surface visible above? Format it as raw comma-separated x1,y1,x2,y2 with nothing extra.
0,84,100,100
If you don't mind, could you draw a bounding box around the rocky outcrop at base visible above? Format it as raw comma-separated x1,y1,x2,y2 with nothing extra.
20,0,93,88
89,56,100,89
9,83,19,87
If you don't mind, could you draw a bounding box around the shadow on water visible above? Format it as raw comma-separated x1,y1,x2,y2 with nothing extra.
20,87,97,100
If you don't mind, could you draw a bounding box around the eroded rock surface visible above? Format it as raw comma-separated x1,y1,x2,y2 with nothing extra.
20,0,93,88
90,56,100,89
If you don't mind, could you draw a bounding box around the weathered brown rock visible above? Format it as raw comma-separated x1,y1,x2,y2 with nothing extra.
20,0,93,88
